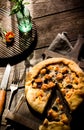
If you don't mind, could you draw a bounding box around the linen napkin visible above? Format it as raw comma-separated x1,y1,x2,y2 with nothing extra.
48,32,73,55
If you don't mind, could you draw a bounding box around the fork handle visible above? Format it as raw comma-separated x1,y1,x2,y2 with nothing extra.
7,91,13,110
0,89,6,116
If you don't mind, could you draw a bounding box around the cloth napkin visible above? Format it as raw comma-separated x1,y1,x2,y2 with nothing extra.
48,32,73,55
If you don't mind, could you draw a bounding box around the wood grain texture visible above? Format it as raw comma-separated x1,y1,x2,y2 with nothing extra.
1,0,84,49
28,0,84,18
34,8,84,48
0,0,84,129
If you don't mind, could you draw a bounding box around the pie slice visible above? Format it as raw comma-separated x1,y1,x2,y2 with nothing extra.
25,85,52,113
39,87,71,130
39,96,70,130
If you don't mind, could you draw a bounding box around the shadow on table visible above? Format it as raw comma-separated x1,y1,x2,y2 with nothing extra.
0,21,37,67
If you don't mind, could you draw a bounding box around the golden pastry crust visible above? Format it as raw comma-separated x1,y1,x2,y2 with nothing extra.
25,57,84,113
39,119,71,130
25,58,83,81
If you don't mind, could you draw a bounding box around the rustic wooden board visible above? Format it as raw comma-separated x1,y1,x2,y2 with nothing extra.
35,8,84,48
4,48,84,130
1,0,84,18
0,0,84,129
1,0,84,49
4,94,84,130
28,0,84,18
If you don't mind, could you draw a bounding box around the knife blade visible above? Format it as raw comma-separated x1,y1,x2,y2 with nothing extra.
0,64,11,116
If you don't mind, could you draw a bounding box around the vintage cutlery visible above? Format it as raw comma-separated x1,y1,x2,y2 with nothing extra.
7,66,19,110
5,94,40,130
1,67,20,125
0,64,11,116
7,82,18,110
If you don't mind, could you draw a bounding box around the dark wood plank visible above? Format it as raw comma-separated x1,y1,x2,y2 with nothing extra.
1,0,84,19
34,8,84,48
0,0,84,130
28,0,84,18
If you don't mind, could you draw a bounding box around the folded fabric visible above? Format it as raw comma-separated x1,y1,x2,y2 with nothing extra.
48,32,73,55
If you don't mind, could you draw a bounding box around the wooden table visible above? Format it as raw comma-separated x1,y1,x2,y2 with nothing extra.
0,0,84,130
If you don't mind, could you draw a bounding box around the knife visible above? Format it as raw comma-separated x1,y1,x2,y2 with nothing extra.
0,64,11,116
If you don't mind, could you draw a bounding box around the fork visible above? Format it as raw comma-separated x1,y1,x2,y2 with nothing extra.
7,66,19,110
7,83,18,110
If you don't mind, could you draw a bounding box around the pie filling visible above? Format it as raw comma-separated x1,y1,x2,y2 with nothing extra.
25,58,84,130
31,63,80,103
29,63,79,122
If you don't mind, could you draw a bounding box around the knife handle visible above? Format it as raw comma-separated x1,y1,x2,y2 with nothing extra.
0,89,6,116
